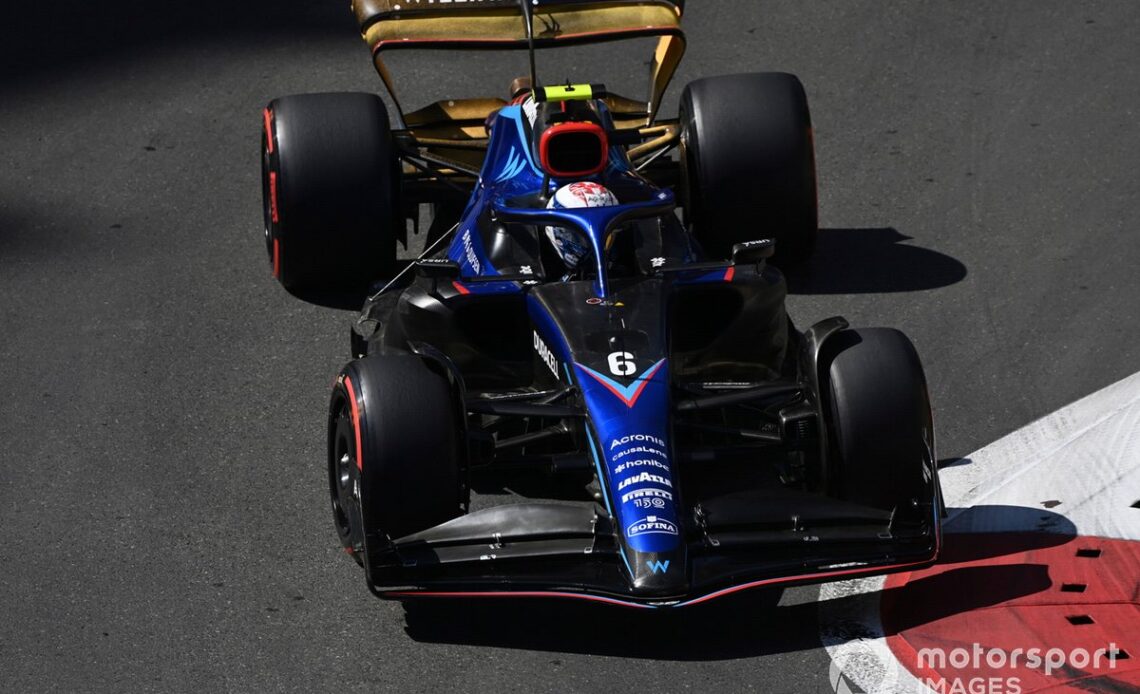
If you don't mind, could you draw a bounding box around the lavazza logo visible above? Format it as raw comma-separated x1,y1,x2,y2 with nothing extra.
626,515,678,538
616,472,672,491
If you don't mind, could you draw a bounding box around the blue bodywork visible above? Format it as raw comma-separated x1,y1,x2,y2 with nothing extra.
441,102,702,590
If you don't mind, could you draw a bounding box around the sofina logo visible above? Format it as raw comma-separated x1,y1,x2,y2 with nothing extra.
627,516,678,538
647,559,670,574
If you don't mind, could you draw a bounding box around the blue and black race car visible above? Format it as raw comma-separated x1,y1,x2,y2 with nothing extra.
259,0,942,607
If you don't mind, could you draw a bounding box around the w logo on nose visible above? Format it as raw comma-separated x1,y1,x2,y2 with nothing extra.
647,560,670,574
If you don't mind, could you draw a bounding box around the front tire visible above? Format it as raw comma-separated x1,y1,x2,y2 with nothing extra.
822,328,934,510
680,73,818,264
327,355,466,569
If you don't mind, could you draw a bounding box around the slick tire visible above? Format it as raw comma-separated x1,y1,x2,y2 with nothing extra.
680,73,818,265
261,92,398,292
822,328,934,511
327,355,465,567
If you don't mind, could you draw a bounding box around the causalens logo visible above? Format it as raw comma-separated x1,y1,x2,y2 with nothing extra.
612,445,668,461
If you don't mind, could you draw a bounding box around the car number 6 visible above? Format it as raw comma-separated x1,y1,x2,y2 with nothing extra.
608,351,636,376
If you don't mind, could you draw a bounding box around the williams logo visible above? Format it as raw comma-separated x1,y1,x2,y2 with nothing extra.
627,516,678,538
647,560,671,574
494,147,528,182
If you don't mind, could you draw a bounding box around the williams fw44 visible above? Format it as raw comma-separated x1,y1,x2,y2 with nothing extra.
259,0,942,607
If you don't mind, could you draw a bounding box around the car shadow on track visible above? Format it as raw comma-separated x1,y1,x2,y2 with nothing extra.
877,506,1078,637
785,228,967,294
401,589,820,661
400,506,1072,661
938,456,972,469
284,288,372,312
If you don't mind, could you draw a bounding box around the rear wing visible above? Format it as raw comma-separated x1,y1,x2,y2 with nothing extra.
351,0,686,126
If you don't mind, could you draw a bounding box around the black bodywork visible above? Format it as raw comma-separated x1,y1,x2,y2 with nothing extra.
277,0,946,608
345,98,941,606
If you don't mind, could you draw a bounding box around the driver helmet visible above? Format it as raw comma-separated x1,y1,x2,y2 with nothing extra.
544,182,619,269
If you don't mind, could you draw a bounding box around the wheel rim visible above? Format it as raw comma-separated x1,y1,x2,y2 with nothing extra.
329,392,363,556
260,130,275,260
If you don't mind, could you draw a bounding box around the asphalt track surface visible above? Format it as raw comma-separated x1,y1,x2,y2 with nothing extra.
1,1,1137,692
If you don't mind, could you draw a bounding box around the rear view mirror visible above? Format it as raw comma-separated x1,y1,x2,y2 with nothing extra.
731,239,776,265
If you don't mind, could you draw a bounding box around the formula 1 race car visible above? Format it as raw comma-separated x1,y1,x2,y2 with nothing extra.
260,0,942,607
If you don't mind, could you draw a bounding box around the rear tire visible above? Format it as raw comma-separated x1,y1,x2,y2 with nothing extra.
327,355,465,568
262,92,398,292
822,328,934,510
680,73,818,265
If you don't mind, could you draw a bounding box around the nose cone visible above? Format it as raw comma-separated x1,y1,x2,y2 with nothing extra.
576,359,689,597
